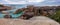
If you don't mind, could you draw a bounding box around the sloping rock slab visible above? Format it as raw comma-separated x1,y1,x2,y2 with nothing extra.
0,16,59,25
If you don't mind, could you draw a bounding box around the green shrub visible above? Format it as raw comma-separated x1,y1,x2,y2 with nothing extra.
48,10,60,23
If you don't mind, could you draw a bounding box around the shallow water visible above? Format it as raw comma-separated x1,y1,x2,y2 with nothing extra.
0,9,23,18
0,4,26,18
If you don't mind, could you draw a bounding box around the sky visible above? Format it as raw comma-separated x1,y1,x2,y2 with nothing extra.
0,0,60,6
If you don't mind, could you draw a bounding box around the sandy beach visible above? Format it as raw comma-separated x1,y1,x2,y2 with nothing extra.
0,16,59,25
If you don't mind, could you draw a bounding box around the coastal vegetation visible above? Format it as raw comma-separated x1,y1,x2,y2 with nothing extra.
48,6,60,23
48,9,60,23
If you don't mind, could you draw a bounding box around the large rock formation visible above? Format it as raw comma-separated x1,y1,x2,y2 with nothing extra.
18,5,56,16
0,16,59,25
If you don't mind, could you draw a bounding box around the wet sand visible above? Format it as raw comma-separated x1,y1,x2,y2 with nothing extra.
0,16,60,25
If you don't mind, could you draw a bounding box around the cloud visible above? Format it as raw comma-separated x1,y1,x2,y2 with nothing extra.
27,0,44,2
4,0,27,4
45,0,60,3
3,0,45,4
8,1,26,4
0,2,4,4
1,0,60,6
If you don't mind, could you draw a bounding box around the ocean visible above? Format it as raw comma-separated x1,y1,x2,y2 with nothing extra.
0,4,27,18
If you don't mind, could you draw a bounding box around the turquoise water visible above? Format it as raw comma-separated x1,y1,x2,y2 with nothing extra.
0,4,26,18
0,14,6,18
0,9,24,18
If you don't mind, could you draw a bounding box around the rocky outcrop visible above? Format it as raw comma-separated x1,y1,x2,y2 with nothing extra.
0,5,12,11
0,16,59,25
16,5,56,16
4,15,12,18
14,9,23,14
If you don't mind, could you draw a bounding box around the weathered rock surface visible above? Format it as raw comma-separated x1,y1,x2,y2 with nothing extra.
0,16,59,25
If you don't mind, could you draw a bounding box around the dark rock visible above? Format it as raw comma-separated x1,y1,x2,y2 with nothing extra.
14,9,23,14
4,15,12,18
